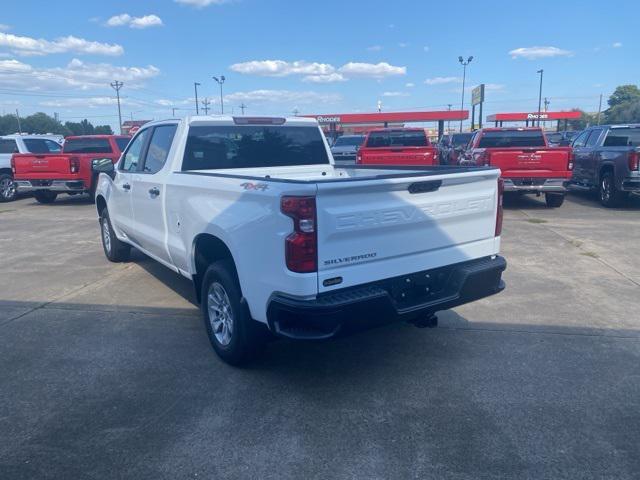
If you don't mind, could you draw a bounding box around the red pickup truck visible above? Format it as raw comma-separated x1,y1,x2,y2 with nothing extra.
462,127,573,207
12,135,130,204
356,128,437,166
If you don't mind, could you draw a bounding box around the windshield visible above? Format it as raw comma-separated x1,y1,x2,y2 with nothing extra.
478,130,546,148
333,136,364,147
451,133,473,146
182,125,329,170
366,130,428,148
603,127,640,147
64,138,113,154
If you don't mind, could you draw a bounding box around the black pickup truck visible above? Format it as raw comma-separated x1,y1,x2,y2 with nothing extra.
570,124,640,207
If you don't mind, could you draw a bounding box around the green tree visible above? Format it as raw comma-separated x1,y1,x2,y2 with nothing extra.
93,125,114,135
607,85,640,108
0,114,21,135
605,100,640,124
64,119,95,136
566,108,597,130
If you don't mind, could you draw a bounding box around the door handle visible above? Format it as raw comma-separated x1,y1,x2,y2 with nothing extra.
122,183,131,191
149,187,160,196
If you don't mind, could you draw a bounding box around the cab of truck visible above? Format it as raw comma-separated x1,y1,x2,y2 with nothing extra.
356,128,437,166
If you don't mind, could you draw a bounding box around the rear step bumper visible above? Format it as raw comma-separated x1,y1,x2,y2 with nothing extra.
503,178,568,193
267,255,506,340
15,180,86,193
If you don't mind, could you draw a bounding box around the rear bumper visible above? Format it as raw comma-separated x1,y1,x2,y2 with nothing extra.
621,178,640,192
15,179,86,192
503,177,568,193
267,255,506,340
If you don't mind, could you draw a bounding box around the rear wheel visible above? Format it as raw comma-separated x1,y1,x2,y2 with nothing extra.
99,208,130,262
0,173,16,202
599,171,626,207
545,193,565,208
201,260,267,365
34,191,57,204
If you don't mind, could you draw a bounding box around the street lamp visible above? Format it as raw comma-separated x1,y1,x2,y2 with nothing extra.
536,69,544,127
212,75,226,114
458,56,473,132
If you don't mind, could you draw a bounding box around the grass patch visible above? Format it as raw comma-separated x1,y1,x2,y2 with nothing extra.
526,218,548,224
580,251,599,259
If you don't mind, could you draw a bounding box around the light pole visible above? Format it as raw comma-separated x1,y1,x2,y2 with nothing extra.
194,82,201,115
458,56,473,132
536,69,544,127
110,80,124,134
212,76,226,114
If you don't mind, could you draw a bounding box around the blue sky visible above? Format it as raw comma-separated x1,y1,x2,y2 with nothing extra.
0,0,638,129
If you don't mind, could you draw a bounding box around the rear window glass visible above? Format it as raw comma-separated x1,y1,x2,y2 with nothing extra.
366,130,428,148
603,128,640,147
0,139,18,154
23,139,62,153
333,136,364,147
63,138,113,154
451,133,473,146
115,137,131,152
478,130,546,148
182,126,329,171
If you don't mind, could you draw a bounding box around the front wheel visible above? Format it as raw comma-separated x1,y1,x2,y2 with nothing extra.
99,208,130,262
0,173,16,202
545,193,565,208
599,171,627,207
34,191,57,204
201,260,268,365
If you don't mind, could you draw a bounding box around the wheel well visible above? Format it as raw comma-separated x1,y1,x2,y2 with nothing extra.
0,167,12,176
192,234,236,303
95,195,107,215
599,164,614,182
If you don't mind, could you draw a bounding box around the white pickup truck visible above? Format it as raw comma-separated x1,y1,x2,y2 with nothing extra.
95,116,506,364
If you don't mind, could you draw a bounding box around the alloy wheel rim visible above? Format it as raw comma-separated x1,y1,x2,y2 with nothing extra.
0,178,15,200
601,177,610,202
102,218,112,253
207,282,234,346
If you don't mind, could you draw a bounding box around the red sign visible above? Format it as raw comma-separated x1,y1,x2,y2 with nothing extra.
486,111,582,122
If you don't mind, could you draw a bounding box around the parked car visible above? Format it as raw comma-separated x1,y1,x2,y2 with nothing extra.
462,127,573,207
12,135,130,204
356,128,437,166
95,116,506,365
570,124,640,207
0,134,63,202
546,130,580,147
438,132,474,165
330,134,365,165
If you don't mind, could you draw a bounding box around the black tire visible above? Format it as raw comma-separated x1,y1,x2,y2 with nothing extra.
99,208,130,262
599,171,627,207
201,260,267,365
34,191,58,204
0,172,17,202
545,193,565,208
88,175,98,203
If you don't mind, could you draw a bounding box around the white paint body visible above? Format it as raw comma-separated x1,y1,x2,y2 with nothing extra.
96,116,502,324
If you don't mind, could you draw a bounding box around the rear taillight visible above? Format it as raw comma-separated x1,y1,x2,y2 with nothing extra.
628,151,639,171
281,196,317,273
69,156,80,174
495,177,504,237
568,151,574,171
10,157,15,174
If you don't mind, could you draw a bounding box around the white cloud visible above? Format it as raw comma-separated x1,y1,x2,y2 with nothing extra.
231,59,406,81
0,24,10,32
367,45,382,52
106,14,163,29
0,32,123,56
225,89,341,105
405,82,415,88
303,73,346,83
509,46,573,60
424,76,461,85
175,0,229,7
612,42,622,48
398,42,409,48
0,58,159,91
382,91,409,97
338,62,406,78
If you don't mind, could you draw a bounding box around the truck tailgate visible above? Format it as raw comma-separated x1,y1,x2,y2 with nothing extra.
12,154,71,176
315,169,500,293
489,147,570,175
360,147,436,165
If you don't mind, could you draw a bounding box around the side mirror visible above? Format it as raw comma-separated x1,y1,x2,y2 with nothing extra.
92,158,115,179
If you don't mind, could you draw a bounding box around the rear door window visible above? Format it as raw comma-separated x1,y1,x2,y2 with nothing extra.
63,138,113,154
0,139,18,154
478,130,546,148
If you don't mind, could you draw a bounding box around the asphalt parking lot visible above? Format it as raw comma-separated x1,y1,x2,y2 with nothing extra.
1,192,640,479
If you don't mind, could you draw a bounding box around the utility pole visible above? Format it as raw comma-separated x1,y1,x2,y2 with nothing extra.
172,107,178,117
596,93,603,125
377,100,382,112
458,56,473,132
194,82,201,115
212,76,226,114
536,69,544,127
240,103,247,115
110,80,124,134
15,109,22,134
201,98,211,115
544,97,550,112
292,108,300,116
